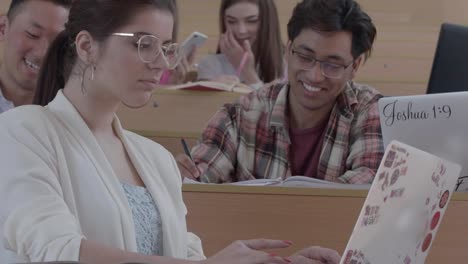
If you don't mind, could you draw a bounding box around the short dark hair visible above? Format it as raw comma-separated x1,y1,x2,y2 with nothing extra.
6,0,72,20
34,0,177,106
287,0,376,60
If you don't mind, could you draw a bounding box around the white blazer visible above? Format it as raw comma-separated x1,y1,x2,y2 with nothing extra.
0,91,205,262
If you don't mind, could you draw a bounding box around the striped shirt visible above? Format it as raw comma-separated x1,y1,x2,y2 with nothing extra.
192,81,384,184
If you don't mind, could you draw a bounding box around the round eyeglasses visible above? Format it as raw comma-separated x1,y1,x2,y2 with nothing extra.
112,33,180,69
290,47,354,79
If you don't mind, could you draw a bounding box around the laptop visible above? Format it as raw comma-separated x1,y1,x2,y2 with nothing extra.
378,92,468,191
341,140,460,263
426,23,468,94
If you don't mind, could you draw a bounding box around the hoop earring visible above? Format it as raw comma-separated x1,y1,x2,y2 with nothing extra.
80,64,96,95
90,65,95,81
121,93,154,109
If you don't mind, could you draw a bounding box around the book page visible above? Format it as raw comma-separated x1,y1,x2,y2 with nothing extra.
281,176,371,190
183,177,281,186
183,176,370,189
228,178,282,186
183,178,205,184
165,81,252,93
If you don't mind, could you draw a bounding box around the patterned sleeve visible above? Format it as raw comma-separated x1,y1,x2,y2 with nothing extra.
191,104,240,183
339,98,384,184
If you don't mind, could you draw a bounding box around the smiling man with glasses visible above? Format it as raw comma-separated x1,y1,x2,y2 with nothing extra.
178,0,384,185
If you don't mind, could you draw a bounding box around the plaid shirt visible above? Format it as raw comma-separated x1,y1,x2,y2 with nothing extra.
192,81,384,184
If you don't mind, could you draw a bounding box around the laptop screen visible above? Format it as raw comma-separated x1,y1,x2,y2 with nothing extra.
427,23,468,94
378,92,468,190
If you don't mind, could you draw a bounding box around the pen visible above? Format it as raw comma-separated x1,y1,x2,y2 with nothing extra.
236,51,249,77
181,138,202,177
181,138,194,161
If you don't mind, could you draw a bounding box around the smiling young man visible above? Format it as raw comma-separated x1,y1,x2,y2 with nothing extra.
177,0,384,184
0,0,70,113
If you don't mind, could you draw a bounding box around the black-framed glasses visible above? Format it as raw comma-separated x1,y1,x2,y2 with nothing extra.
290,47,354,79
112,32,180,69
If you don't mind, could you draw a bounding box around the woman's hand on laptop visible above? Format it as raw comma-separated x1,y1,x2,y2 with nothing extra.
201,239,293,264
288,246,341,264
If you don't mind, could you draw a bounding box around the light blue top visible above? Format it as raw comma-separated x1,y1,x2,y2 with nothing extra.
0,87,14,114
121,182,164,256
198,54,239,81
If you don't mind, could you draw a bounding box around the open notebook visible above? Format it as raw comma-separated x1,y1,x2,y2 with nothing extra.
183,175,370,190
340,140,461,264
164,81,253,93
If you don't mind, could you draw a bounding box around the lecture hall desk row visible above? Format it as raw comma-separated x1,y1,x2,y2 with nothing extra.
182,184,468,263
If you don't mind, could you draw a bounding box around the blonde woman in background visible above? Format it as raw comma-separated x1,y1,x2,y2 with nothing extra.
197,0,286,89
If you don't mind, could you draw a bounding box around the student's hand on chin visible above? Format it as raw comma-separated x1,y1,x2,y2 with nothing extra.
220,30,249,69
239,39,257,75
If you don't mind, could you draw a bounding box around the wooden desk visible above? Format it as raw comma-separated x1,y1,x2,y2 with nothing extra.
183,184,468,263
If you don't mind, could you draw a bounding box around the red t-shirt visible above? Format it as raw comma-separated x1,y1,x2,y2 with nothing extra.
289,120,328,179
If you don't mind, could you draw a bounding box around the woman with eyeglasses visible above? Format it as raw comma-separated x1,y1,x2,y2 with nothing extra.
197,0,285,89
0,0,340,264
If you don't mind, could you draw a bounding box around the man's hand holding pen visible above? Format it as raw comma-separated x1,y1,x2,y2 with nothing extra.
177,139,202,180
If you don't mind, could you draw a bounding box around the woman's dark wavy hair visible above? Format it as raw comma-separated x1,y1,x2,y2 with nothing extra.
217,0,284,83
33,0,176,106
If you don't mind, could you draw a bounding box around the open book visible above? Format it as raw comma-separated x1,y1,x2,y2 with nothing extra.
164,81,253,94
183,175,370,190
340,140,461,264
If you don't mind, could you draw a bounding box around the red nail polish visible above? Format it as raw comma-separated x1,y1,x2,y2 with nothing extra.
269,253,278,257
283,257,291,263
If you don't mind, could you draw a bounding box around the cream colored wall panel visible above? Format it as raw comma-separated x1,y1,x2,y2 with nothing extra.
442,0,468,25
372,40,437,59
373,28,439,42
358,57,432,83
0,0,7,12
367,82,426,96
